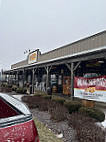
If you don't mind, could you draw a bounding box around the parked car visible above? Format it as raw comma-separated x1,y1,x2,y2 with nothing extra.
0,93,39,142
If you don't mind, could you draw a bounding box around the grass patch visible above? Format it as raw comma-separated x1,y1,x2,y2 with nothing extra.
34,118,64,142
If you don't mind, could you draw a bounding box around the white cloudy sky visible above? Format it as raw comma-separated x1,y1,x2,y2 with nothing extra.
0,0,106,70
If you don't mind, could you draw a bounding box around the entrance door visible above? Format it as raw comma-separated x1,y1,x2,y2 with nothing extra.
63,76,71,95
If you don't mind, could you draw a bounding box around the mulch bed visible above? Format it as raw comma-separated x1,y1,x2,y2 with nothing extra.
21,95,105,142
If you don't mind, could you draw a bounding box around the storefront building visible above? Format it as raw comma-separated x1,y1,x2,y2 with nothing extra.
3,31,106,102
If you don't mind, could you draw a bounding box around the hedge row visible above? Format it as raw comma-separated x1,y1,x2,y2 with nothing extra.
79,107,105,122
51,97,65,105
22,95,105,141
16,87,27,94
64,101,81,114
22,96,69,122
22,94,105,122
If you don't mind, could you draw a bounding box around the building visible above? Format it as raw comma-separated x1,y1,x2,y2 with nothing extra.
3,31,106,102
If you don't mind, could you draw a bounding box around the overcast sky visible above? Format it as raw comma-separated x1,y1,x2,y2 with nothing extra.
0,0,106,70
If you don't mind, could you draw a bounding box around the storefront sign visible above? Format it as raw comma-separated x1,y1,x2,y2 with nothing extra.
28,51,37,64
74,76,106,102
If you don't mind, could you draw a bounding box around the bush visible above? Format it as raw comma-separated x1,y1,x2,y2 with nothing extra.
22,95,50,110
68,113,105,142
50,105,69,122
22,95,69,121
41,95,52,100
38,99,49,111
12,86,17,92
44,100,69,121
64,101,81,114
79,107,105,122
16,87,27,94
5,87,12,92
2,83,7,87
51,97,65,105
1,84,12,92
5,84,12,88
34,93,45,97
22,96,41,109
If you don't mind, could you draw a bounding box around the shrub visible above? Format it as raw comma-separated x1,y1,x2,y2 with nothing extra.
41,95,52,100
22,96,41,109
2,83,7,87
5,87,12,92
12,86,17,92
38,99,49,111
79,107,105,122
64,101,81,114
1,84,12,92
22,95,51,110
16,87,27,94
34,93,52,99
22,95,69,121
21,96,29,102
34,93,44,97
51,97,65,105
68,113,105,142
5,84,12,88
68,113,96,129
49,103,69,122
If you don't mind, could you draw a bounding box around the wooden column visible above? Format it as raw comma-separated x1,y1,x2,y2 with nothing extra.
17,71,20,87
10,72,13,84
46,66,49,92
71,62,74,100
66,62,81,100
8,73,10,84
5,74,7,81
32,68,36,94
22,69,25,88
12,72,14,85
45,66,52,93
15,72,17,85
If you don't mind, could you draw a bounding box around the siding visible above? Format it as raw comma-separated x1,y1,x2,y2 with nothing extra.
38,31,106,62
11,60,28,69
11,31,106,69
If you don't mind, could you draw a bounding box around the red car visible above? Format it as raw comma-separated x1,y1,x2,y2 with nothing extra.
0,93,39,142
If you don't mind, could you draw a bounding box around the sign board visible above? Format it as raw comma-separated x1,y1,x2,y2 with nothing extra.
28,50,38,64
74,76,106,102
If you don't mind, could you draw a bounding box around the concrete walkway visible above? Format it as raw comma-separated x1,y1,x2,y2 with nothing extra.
12,94,34,101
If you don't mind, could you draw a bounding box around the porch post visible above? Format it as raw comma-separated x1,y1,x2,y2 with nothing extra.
17,70,19,87
22,69,25,88
46,66,49,92
15,71,17,85
71,62,74,100
10,72,12,84
45,66,52,93
32,68,36,94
